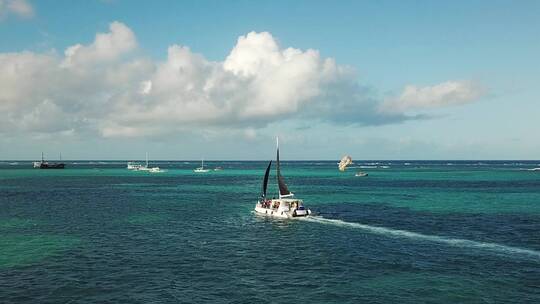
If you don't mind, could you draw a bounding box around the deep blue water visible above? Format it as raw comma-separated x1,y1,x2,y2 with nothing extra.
1,160,540,303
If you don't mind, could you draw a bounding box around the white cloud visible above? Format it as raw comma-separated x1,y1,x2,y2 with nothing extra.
0,22,483,139
0,51,56,112
0,0,34,19
61,21,137,68
381,81,485,112
139,80,152,95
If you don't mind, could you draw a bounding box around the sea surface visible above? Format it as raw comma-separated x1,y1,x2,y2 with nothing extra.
1,160,540,303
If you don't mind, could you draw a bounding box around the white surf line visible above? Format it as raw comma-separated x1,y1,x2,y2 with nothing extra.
302,216,540,259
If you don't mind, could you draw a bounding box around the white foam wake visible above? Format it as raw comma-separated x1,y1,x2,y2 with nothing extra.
302,216,540,259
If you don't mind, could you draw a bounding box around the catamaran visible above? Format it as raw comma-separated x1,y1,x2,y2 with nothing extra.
254,138,311,218
194,159,210,173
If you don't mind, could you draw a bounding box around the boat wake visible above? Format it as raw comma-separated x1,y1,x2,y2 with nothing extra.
301,216,540,259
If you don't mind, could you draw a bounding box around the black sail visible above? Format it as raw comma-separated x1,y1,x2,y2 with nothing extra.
261,161,272,198
276,144,291,197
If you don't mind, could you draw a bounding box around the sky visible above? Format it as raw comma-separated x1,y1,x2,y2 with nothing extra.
0,0,539,160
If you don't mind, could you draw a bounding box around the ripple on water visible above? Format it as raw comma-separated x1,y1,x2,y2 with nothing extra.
124,213,169,225
0,218,39,229
0,235,80,269
359,272,513,302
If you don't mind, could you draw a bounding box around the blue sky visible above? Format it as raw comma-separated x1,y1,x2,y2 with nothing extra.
0,0,539,160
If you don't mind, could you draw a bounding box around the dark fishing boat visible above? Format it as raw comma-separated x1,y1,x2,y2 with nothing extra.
33,152,65,169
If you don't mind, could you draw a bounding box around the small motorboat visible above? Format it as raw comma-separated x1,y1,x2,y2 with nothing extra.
148,167,165,173
355,171,368,177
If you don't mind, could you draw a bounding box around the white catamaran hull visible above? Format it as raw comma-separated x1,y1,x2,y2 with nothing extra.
254,199,311,219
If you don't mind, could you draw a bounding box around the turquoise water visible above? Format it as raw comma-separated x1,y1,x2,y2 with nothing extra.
1,160,539,303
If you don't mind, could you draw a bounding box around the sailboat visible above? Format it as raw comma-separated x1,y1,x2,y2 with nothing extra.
130,152,150,171
128,152,164,172
33,152,65,169
194,159,210,173
254,138,311,218
141,153,165,172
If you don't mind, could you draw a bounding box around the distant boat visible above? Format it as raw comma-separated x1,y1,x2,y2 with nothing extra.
194,159,210,173
355,171,368,177
137,152,152,171
149,167,165,173
34,152,65,169
127,162,143,170
254,137,311,218
213,166,223,171
127,153,148,170
128,152,162,172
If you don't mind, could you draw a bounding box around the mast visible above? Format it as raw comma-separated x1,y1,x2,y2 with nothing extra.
202,158,204,169
261,161,272,199
41,152,44,162
146,152,149,167
276,137,279,197
276,137,292,198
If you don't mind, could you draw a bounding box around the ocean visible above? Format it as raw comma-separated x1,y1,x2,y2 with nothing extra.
1,160,539,303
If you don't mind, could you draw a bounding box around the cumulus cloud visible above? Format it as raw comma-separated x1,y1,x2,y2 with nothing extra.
0,0,34,19
0,21,146,135
381,81,485,112
0,22,483,138
61,21,136,68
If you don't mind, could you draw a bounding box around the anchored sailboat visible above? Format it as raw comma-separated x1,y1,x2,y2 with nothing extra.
127,152,164,172
254,138,311,218
138,152,151,171
194,159,210,173
33,152,65,169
